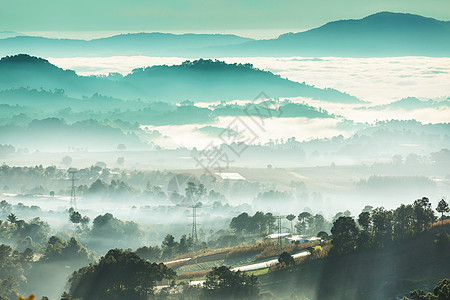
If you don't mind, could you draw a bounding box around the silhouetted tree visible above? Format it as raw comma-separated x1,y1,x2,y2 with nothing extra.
203,266,259,300
413,197,436,232
68,249,175,300
371,207,393,247
278,251,295,267
330,216,359,255
436,199,449,225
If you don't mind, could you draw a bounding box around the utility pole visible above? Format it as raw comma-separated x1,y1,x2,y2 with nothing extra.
68,169,77,210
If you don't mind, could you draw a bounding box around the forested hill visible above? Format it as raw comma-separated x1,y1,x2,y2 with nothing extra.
0,55,361,103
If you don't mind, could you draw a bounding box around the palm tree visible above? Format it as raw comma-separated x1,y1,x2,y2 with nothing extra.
7,213,17,224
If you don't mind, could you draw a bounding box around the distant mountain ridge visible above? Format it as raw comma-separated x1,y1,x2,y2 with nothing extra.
358,96,450,111
0,32,253,57
0,31,26,39
0,54,361,103
209,12,450,57
0,12,448,57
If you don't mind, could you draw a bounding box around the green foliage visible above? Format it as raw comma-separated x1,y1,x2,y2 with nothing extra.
331,198,439,255
405,279,450,300
68,249,175,300
230,212,275,236
278,252,295,266
135,246,162,262
203,266,259,300
330,216,359,255
295,212,330,235
43,236,93,263
90,213,143,251
436,199,449,224
69,211,82,224
371,207,393,247
0,244,25,300
413,197,436,232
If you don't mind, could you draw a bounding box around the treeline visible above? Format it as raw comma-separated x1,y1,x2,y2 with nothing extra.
136,233,194,262
230,212,276,236
330,197,449,255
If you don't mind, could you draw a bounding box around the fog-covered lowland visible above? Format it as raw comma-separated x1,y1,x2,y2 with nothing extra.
0,8,449,300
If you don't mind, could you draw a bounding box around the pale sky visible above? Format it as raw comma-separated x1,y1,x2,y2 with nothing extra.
0,0,449,39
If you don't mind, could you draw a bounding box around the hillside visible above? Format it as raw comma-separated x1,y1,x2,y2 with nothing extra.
0,55,361,103
259,223,450,300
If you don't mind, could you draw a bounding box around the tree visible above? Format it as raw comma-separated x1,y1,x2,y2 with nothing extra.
203,266,259,300
135,246,162,262
297,212,312,234
433,278,450,300
409,289,438,300
6,213,17,224
371,207,393,247
309,214,326,235
185,182,207,204
61,156,72,167
89,213,143,252
0,244,24,299
230,212,250,236
413,197,436,232
43,236,92,264
178,234,193,254
362,205,373,213
68,249,175,300
87,179,108,196
330,216,359,255
358,211,371,231
161,234,179,259
436,199,449,225
116,157,125,165
286,214,296,233
317,231,329,240
278,252,295,267
332,210,351,222
69,211,82,225
393,204,415,240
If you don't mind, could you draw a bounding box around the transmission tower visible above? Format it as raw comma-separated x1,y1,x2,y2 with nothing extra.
68,169,77,210
277,215,283,251
190,203,199,252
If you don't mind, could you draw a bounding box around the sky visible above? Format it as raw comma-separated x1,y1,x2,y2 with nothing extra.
1,0,449,39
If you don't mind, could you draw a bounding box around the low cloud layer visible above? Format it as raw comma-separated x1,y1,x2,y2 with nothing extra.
48,56,450,104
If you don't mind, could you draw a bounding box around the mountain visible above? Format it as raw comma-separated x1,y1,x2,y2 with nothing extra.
210,12,450,57
0,33,253,57
0,54,362,103
0,31,25,39
358,97,450,111
0,12,448,57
